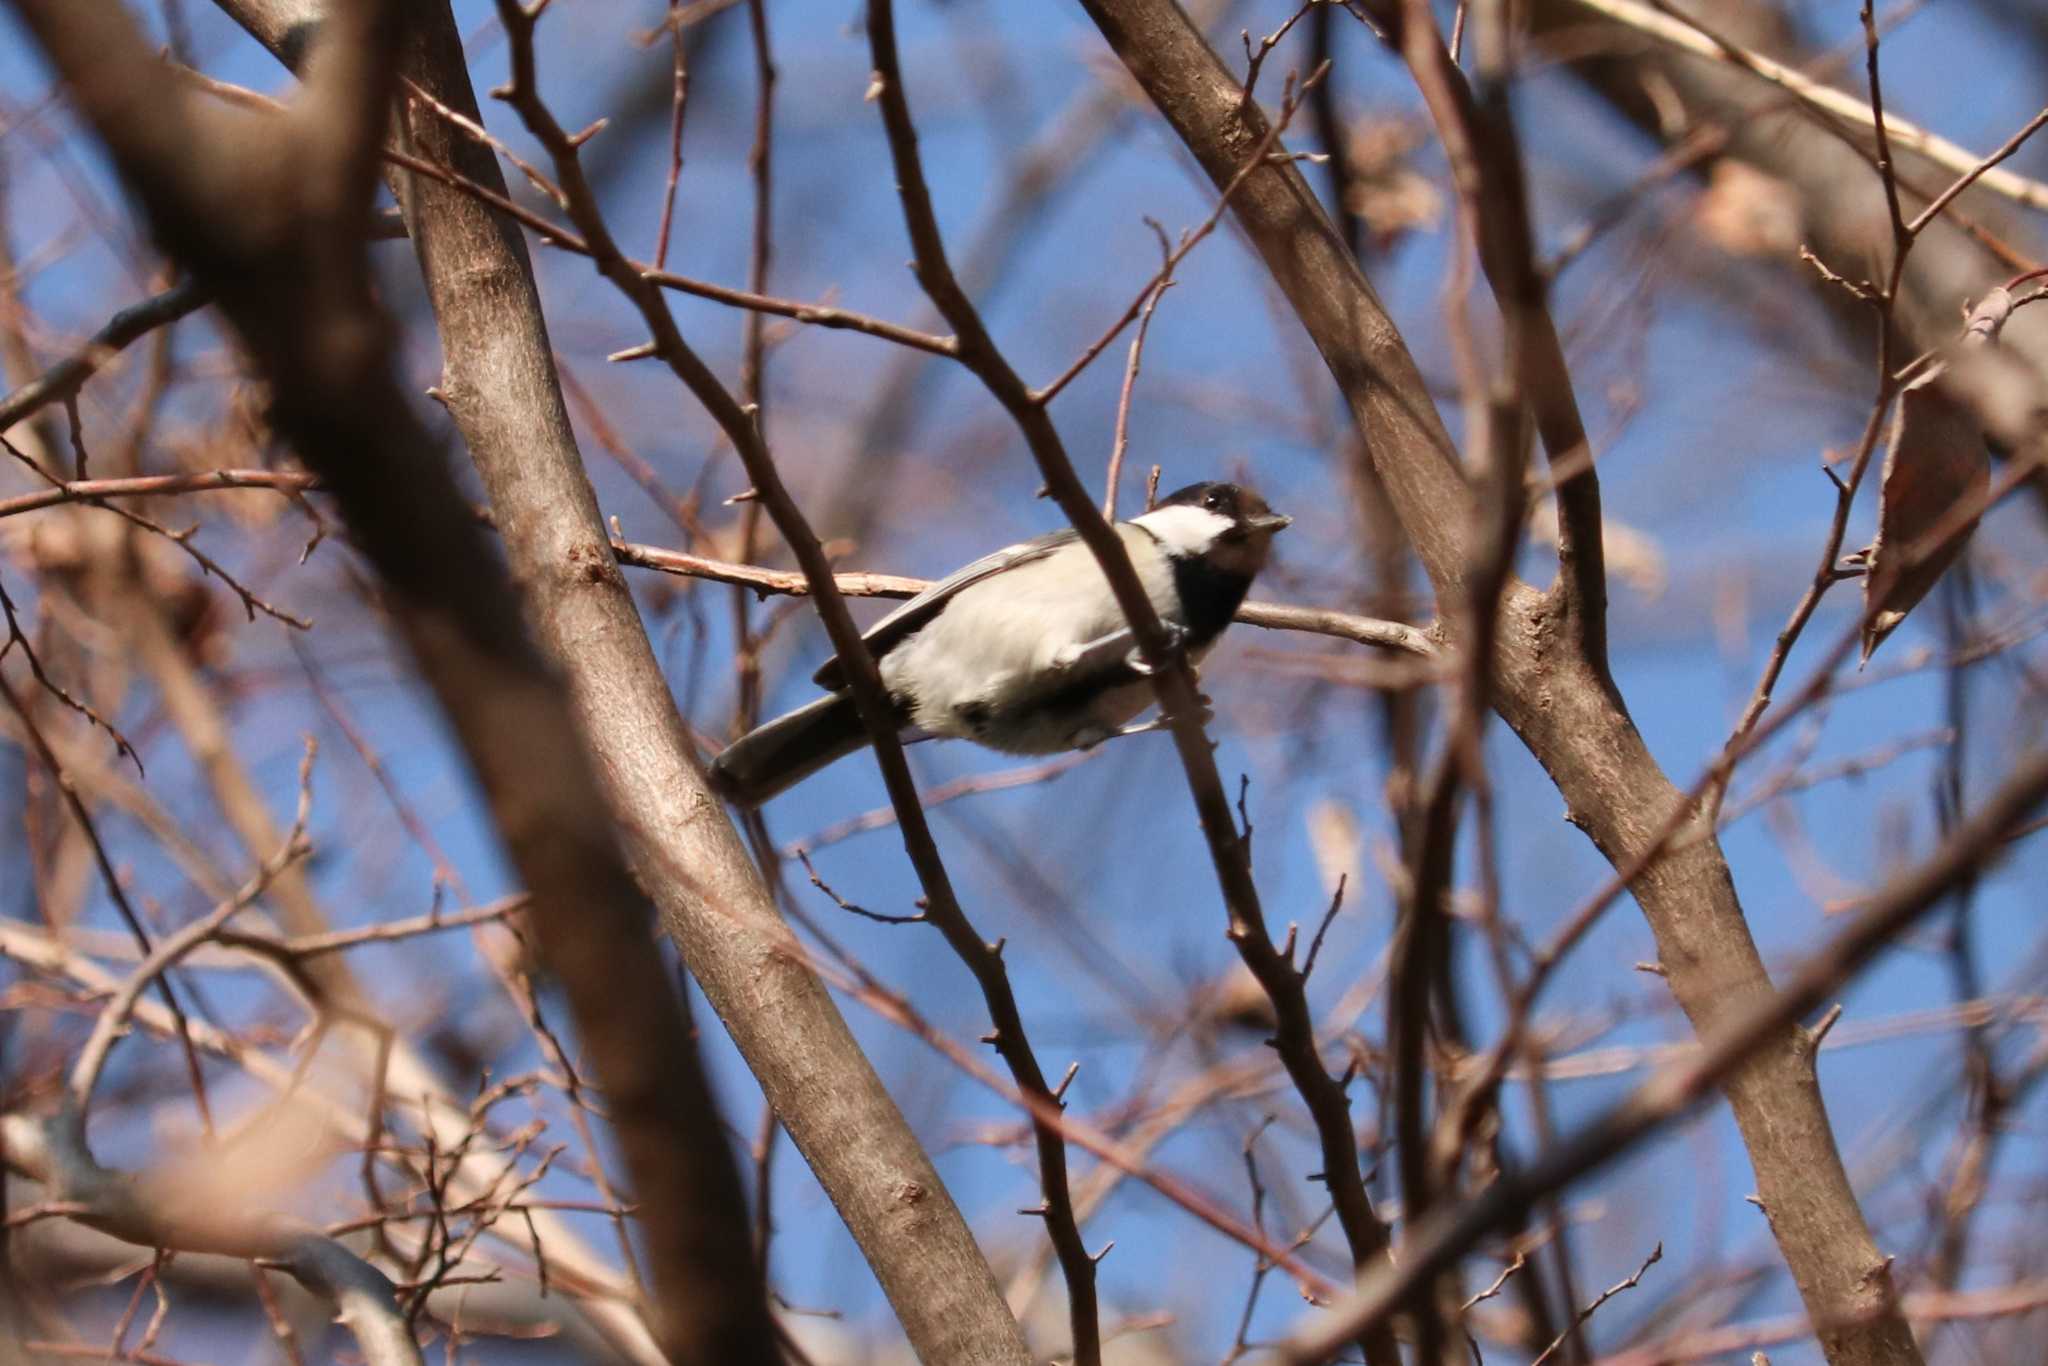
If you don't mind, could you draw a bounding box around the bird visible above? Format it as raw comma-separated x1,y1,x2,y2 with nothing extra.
707,480,1292,808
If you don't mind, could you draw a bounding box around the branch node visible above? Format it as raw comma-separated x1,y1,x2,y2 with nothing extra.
1802,1002,1844,1053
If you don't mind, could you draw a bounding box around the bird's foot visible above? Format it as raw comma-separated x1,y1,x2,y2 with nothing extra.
1051,627,1139,675
1072,699,1214,751
1124,621,1189,676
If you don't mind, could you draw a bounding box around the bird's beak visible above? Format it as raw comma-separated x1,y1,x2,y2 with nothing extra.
1249,513,1292,533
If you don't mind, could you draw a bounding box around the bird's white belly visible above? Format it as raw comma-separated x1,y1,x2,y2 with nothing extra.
878,532,1187,754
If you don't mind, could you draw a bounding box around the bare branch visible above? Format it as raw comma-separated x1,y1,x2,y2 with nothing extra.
863,10,1397,1362
1,1111,425,1366
0,280,206,437
465,0,1034,1356
1284,740,2048,1361
1561,0,2048,212
0,468,319,521
1528,1242,1662,1366
10,1,776,1358
70,739,315,1112
1072,5,1932,1360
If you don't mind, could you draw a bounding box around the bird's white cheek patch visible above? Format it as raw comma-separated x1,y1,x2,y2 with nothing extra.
1131,504,1234,556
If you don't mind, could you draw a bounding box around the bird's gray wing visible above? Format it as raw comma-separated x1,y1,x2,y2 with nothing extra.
812,527,1081,690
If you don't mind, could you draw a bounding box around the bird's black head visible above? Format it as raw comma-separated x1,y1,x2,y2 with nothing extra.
1130,479,1286,610
1140,482,1292,554
1158,481,1251,518
1154,481,1291,531
1131,481,1290,636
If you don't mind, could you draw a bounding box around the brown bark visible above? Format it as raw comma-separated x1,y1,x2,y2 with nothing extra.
206,3,1032,1361
1286,740,2048,1360
1072,2,1921,1361
6,3,777,1360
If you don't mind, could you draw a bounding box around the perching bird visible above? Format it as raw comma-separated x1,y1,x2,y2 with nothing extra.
708,481,1291,807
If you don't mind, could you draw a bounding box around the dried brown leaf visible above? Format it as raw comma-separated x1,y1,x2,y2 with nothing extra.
1857,366,1988,663
1695,160,1803,258
1342,114,1444,249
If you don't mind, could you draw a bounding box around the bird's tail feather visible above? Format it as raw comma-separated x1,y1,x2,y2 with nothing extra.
709,692,871,808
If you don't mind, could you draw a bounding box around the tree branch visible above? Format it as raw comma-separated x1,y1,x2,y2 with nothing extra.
1071,2,1927,1361
1,1110,424,1366
205,0,1026,1357
1283,740,2048,1362
864,7,1401,1363
0,280,206,438
12,1,775,1358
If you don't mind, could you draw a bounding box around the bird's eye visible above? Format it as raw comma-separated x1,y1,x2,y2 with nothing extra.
1203,489,1229,512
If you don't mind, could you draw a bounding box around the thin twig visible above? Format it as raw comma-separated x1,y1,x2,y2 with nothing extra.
0,468,319,521
0,668,214,1131
0,575,142,770
653,0,690,268
1103,269,1173,521
1284,739,2048,1361
68,738,316,1112
1034,67,1329,406
1528,1243,1661,1366
1859,0,1909,269
1242,1,1320,107
861,10,1385,1361
795,850,925,925
0,279,206,436
1568,0,2048,211
1905,105,2048,239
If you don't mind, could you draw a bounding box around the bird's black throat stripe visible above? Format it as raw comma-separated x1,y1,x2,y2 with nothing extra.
1169,554,1255,648
1018,556,1248,728
999,557,1251,725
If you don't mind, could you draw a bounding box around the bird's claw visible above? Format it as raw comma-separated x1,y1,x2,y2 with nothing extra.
1088,701,1215,749
1125,621,1189,676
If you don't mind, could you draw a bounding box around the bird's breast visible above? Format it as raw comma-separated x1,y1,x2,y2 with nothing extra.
879,532,1187,751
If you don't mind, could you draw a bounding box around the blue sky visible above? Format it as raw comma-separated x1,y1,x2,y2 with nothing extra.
3,0,2045,1361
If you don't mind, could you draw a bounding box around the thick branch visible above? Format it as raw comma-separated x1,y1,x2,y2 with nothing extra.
1072,3,1924,1362
201,1,1033,1360
13,2,775,1359
1283,740,2048,1361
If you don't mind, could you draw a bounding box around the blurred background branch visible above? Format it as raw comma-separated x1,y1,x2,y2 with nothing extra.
0,0,2041,1363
